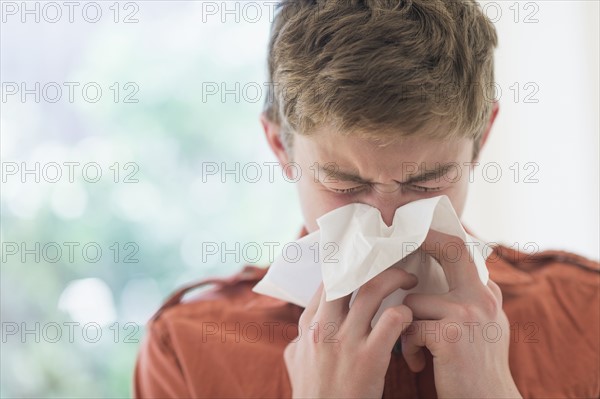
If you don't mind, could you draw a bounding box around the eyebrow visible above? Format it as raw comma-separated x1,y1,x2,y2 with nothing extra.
318,163,457,185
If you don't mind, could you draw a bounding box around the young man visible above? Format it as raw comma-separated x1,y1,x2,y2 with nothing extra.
133,1,599,397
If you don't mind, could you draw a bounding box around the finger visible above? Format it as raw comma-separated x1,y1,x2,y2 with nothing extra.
303,281,324,320
283,341,295,366
403,292,457,320
318,288,353,322
486,278,503,306
400,320,433,373
306,281,353,325
421,229,480,291
367,304,413,358
345,266,418,336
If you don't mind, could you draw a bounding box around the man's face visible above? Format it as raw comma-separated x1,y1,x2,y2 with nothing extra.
288,128,475,233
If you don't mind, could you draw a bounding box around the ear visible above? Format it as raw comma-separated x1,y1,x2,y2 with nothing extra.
260,112,292,167
478,100,500,153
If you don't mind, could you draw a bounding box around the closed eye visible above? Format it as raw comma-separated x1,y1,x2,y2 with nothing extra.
330,183,444,194
330,185,367,194
404,184,444,192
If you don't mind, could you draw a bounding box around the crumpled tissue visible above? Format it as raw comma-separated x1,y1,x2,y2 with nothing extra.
252,195,490,326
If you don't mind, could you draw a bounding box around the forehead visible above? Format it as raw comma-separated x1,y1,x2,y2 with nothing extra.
293,129,473,179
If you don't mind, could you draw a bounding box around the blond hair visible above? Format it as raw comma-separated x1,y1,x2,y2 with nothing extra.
264,0,498,155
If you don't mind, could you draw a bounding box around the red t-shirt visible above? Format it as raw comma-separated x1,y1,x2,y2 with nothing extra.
133,227,600,398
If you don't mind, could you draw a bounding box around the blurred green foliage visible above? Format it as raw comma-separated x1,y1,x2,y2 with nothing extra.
1,3,301,397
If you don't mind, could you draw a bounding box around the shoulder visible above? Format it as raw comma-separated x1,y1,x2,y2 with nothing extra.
487,242,599,324
484,243,599,327
133,265,301,398
487,244,600,398
486,243,599,296
147,264,303,334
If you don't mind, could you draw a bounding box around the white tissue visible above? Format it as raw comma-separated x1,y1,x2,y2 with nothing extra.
252,195,490,327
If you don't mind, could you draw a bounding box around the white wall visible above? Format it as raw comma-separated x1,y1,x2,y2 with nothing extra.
463,1,599,260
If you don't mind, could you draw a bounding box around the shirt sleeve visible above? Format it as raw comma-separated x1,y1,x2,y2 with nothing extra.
132,316,191,398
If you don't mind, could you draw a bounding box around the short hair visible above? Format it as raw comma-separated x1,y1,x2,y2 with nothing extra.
263,0,498,156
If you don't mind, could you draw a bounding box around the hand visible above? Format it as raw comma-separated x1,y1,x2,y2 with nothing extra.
284,266,419,398
401,229,522,398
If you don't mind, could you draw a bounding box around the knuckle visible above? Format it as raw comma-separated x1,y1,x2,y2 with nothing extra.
456,303,479,320
480,293,501,317
358,280,379,297
456,292,500,320
381,306,410,325
298,311,311,327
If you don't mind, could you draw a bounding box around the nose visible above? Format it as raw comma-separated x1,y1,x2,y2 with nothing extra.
368,191,412,227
